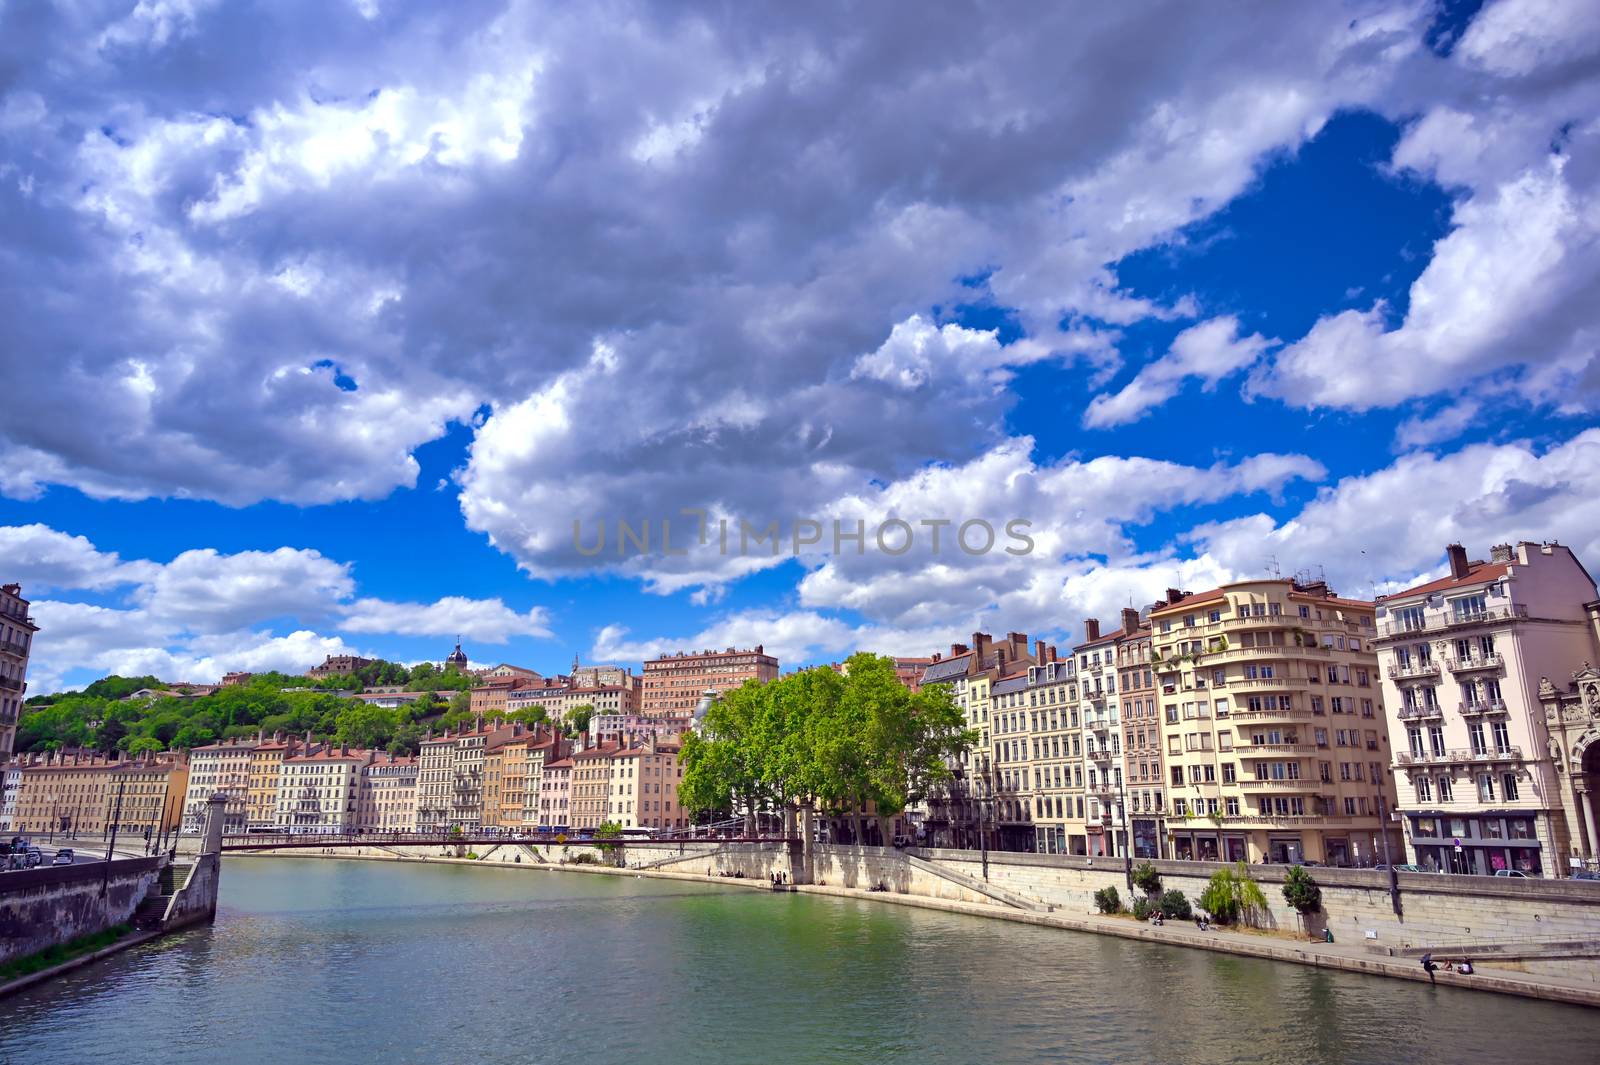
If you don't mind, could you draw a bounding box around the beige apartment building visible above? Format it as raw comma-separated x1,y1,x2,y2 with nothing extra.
570,742,617,829
919,632,1039,848
1380,541,1600,877
641,646,779,716
537,755,573,829
276,746,371,833
416,731,455,833
0,582,37,761
183,738,258,835
989,650,1080,854
607,736,685,832
1117,613,1166,857
9,751,113,836
519,732,567,826
1152,579,1398,866
107,754,190,840
355,752,418,833
247,734,309,830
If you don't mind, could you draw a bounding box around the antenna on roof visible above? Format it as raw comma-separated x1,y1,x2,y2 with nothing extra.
1265,555,1281,578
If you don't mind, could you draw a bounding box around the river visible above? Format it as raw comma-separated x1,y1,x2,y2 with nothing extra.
2,857,1597,1064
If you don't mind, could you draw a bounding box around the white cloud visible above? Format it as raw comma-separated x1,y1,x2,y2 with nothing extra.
342,596,553,642
1085,316,1273,427
1393,397,1485,450
1455,0,1600,78
4,526,555,687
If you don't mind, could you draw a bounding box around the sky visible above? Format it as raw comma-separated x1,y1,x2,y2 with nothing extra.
3,0,1600,694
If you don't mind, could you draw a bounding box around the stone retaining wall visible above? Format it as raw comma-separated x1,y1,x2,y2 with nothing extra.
0,857,161,966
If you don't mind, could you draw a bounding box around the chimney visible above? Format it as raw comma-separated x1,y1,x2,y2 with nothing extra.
1085,618,1100,642
1034,639,1047,665
1165,588,1184,606
1490,543,1514,563
1446,543,1470,580
1121,607,1140,635
972,632,991,660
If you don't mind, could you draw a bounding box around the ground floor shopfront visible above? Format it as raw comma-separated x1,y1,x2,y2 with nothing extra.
1405,810,1548,876
1168,823,1400,867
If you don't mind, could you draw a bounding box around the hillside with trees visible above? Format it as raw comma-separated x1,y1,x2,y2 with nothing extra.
16,659,481,757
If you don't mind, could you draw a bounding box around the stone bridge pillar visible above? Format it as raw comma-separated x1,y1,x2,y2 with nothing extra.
202,791,228,856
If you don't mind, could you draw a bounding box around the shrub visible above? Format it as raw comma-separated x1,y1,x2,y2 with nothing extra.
1158,890,1192,920
465,852,479,860
1131,861,1162,896
1131,896,1153,920
1093,886,1122,914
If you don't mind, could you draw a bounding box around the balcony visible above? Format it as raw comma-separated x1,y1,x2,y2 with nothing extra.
1387,661,1440,680
0,675,22,692
1230,677,1309,691
1244,742,1315,754
1447,654,1504,673
1231,707,1315,722
1238,778,1314,791
1458,699,1508,717
1396,745,1523,766
0,636,28,658
1378,604,1527,638
1397,704,1443,722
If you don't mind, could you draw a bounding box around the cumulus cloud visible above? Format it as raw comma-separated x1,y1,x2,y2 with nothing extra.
1084,316,1273,427
4,526,554,689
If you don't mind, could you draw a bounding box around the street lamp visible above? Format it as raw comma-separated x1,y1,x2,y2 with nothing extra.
979,754,993,880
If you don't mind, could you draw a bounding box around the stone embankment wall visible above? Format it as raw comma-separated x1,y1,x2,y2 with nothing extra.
0,858,161,966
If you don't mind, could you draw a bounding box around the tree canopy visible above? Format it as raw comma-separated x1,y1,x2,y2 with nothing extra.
678,653,972,835
14,658,479,757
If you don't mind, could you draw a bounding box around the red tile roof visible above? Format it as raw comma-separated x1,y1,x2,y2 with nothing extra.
1383,561,1509,601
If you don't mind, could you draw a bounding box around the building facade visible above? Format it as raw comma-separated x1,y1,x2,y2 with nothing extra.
416,731,455,833
607,736,685,831
1153,580,1399,866
355,753,418,833
537,756,573,829
307,655,374,678
183,738,258,835
570,742,617,829
276,746,371,833
0,582,38,761
1116,612,1166,858
641,646,779,716
1380,542,1599,877
10,751,116,837
106,754,189,841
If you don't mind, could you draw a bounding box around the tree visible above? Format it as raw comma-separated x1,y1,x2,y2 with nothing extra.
1132,861,1162,897
335,702,397,749
594,820,625,866
1198,861,1270,926
1282,865,1322,937
126,736,164,756
567,703,595,735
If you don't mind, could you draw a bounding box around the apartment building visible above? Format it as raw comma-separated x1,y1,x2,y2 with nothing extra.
641,646,778,716
519,732,567,827
1116,612,1166,857
537,755,574,829
307,655,373,678
416,730,456,833
590,713,691,745
276,746,371,834
1152,580,1398,866
0,582,38,761
989,649,1080,854
918,632,1039,848
0,763,20,831
355,752,418,833
106,753,190,840
570,741,617,829
247,733,308,830
10,751,115,836
471,672,542,716
1379,541,1599,877
1540,654,1600,871
1075,620,1130,859
570,661,638,691
607,736,685,831
183,738,258,835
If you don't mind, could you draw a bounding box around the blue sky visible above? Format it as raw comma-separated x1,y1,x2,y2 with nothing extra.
3,0,1600,692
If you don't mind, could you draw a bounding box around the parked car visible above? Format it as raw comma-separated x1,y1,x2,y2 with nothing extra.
1571,870,1600,881
891,835,913,848
52,848,75,866
1494,868,1530,878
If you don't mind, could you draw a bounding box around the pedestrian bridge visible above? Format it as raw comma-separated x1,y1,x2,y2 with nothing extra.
220,833,797,851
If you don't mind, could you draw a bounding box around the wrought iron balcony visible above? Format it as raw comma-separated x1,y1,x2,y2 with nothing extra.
1447,654,1504,673
1387,661,1440,679
1458,699,1508,717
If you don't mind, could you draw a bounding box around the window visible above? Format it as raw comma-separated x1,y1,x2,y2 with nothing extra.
1438,775,1453,802
1492,721,1511,753
1451,594,1487,622
1502,773,1519,801
1416,776,1431,802
1429,726,1445,757
1468,723,1487,756
1477,775,1495,803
